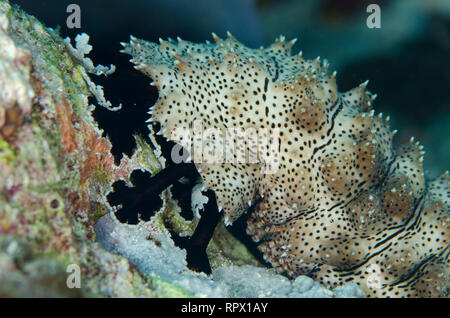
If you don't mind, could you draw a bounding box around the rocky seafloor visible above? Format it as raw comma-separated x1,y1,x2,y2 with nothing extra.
0,0,366,297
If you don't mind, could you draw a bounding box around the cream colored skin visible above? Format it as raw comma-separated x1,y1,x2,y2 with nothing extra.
123,33,449,297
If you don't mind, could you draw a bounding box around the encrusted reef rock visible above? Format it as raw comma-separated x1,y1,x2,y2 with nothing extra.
123,33,449,297
0,0,183,297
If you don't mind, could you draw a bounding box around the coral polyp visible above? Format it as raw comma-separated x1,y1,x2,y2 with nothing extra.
123,32,449,297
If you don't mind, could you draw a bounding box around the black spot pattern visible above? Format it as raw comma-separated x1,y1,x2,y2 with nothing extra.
123,33,449,297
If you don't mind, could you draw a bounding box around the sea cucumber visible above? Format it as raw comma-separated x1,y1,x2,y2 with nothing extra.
122,32,449,297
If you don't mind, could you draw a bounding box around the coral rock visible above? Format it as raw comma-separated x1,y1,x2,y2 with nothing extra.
0,0,168,297
123,33,449,297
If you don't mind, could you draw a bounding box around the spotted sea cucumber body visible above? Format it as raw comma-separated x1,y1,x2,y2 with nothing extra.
122,33,449,297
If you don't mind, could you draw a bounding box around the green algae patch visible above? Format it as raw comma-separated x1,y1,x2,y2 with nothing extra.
148,277,193,298
0,135,15,163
